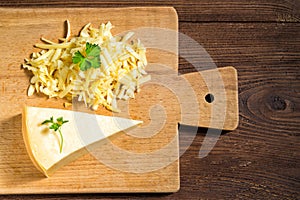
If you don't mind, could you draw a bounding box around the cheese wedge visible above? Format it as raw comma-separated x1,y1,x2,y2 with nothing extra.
22,106,142,177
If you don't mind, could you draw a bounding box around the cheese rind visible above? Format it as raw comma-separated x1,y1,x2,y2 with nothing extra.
22,106,142,177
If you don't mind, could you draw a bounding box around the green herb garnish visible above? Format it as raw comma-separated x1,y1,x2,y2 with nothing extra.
72,42,101,71
42,116,69,153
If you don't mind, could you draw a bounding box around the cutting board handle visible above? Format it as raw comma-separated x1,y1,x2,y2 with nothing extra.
180,66,239,130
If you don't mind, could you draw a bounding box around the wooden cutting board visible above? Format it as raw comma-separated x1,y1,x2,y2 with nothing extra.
0,7,238,194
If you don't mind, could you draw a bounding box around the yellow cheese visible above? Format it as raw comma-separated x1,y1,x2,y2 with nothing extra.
22,106,142,177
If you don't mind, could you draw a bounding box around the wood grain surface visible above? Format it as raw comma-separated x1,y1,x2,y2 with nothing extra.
0,6,239,194
0,0,299,199
0,7,183,194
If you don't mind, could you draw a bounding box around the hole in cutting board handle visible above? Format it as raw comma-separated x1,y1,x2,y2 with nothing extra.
205,93,214,103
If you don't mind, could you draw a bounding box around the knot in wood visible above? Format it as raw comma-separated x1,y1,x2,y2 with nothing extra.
269,95,287,111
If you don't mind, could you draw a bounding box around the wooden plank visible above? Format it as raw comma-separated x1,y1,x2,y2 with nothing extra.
0,8,238,193
176,22,300,199
179,22,300,75
0,7,180,194
0,0,299,22
0,7,239,194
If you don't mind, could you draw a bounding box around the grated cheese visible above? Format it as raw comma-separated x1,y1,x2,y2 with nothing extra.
22,20,150,112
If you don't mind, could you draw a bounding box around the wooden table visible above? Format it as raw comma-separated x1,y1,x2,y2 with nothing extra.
0,0,299,199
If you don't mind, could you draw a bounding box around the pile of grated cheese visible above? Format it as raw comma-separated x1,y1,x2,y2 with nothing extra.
22,20,150,112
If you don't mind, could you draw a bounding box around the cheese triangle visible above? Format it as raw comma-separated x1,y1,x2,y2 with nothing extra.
22,106,142,177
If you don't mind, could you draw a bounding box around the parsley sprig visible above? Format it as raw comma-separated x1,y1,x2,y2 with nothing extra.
42,116,69,153
72,42,101,71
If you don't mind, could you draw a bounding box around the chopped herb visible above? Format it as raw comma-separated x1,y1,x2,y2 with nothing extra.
72,42,101,71
42,116,69,153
